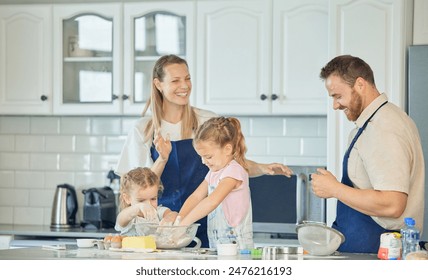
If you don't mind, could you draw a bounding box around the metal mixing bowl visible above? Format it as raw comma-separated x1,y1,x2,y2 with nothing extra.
296,221,345,256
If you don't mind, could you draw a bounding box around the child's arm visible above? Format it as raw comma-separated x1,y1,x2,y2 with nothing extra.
178,180,209,220
116,204,141,227
116,201,157,227
179,177,241,226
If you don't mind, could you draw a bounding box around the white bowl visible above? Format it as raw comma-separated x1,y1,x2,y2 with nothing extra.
76,239,96,248
296,221,345,256
217,243,238,256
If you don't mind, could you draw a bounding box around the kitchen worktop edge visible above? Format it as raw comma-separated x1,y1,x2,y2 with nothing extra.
0,224,118,238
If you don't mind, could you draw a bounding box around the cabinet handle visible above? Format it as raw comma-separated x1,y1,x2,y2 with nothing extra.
112,94,118,100
271,94,278,101
260,94,268,101
40,95,48,101
122,95,129,100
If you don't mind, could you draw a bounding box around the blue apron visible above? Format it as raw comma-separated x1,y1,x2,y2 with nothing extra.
332,101,396,254
151,139,209,247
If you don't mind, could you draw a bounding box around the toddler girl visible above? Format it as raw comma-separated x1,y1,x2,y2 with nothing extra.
178,117,253,250
115,167,178,236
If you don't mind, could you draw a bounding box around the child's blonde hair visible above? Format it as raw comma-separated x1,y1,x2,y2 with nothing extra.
119,167,163,210
194,117,248,171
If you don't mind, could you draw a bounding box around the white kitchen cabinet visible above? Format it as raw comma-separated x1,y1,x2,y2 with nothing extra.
0,5,52,115
53,2,193,115
325,0,413,225
123,1,195,115
53,3,122,115
413,0,428,44
195,0,328,116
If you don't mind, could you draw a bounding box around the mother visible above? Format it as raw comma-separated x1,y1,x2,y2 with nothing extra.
115,54,293,247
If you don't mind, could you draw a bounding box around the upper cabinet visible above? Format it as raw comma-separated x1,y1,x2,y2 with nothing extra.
53,2,194,115
123,2,195,114
195,0,328,116
0,5,52,115
53,3,122,115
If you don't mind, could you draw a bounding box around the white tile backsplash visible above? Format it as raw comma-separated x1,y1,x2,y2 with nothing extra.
30,117,60,134
0,171,14,188
15,135,45,152
75,136,104,153
0,153,30,170
0,135,15,151
15,171,45,189
60,117,91,134
0,115,326,225
0,117,30,134
45,135,75,152
0,207,13,224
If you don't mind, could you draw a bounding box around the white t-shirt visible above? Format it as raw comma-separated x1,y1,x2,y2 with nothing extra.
347,93,425,231
115,107,218,176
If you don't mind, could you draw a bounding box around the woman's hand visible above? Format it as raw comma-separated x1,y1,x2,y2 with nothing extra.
153,130,172,162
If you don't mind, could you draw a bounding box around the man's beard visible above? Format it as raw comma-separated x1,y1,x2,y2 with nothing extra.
344,89,363,121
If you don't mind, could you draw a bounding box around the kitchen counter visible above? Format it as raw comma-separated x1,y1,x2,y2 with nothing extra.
0,245,378,260
0,224,118,248
0,224,118,238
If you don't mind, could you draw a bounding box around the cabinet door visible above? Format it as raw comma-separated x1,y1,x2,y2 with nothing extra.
326,0,413,225
123,1,194,115
271,0,328,115
196,0,270,115
0,5,52,115
53,4,122,115
413,0,428,44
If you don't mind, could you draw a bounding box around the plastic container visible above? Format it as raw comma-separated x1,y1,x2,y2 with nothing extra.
402,218,420,259
217,243,238,256
377,232,402,260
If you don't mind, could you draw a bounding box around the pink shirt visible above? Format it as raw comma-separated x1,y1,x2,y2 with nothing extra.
205,160,250,227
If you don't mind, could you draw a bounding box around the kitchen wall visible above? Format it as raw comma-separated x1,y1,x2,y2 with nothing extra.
0,115,326,225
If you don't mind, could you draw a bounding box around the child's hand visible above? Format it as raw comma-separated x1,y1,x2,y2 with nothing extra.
159,211,178,226
138,201,159,223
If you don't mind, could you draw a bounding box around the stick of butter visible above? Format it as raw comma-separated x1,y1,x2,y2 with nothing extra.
122,236,156,249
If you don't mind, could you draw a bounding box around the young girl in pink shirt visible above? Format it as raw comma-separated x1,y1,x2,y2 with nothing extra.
178,117,253,250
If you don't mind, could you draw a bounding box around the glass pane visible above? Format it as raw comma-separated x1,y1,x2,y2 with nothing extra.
133,12,186,104
63,14,113,103
134,60,156,103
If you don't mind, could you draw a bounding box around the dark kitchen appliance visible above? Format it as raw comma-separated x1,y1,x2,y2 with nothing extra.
81,186,117,229
249,173,325,238
50,184,78,228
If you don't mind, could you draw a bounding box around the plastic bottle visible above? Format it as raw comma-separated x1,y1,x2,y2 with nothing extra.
400,217,413,258
402,218,420,259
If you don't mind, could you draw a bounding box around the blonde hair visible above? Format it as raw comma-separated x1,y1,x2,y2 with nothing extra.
119,167,163,210
194,117,248,171
142,54,199,142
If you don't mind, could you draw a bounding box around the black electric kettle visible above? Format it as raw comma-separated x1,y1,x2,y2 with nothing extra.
50,184,78,228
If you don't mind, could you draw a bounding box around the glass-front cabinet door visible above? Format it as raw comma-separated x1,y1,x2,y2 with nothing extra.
123,2,194,115
53,2,193,115
53,4,122,115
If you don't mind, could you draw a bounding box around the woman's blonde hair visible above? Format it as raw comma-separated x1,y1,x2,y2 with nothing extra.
194,117,248,171
119,167,163,210
142,54,198,142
